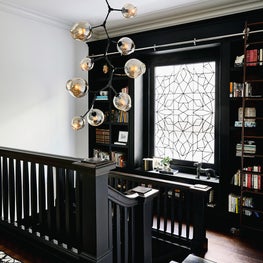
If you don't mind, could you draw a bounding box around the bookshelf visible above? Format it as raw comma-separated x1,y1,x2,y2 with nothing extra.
229,21,263,234
88,74,143,169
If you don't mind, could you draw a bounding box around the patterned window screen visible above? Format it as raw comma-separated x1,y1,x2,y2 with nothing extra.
154,62,215,164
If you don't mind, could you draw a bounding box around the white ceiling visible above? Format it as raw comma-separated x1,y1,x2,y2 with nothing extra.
1,0,263,38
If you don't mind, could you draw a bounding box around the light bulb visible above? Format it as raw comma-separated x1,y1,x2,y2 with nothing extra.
70,22,92,42
71,116,85,130
87,108,105,126
80,57,94,71
113,92,132,112
117,37,135,55
122,3,137,18
66,78,88,98
124,59,146,78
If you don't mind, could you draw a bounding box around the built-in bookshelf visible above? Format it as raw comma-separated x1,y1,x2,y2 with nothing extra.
228,21,263,235
88,73,143,169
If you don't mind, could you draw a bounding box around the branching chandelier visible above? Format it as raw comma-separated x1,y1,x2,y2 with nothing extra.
66,0,146,129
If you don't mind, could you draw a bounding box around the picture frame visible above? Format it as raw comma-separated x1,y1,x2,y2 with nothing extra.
118,131,128,143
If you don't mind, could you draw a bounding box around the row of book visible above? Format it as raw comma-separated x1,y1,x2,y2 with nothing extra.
232,166,262,190
105,110,129,123
245,48,263,66
228,193,253,216
229,82,253,97
95,129,110,144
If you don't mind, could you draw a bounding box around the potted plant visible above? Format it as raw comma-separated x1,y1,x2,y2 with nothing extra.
160,156,171,171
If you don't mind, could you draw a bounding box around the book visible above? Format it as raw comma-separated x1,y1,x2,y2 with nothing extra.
234,121,256,128
131,186,152,194
96,95,108,100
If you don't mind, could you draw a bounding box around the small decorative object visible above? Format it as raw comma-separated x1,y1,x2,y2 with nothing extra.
118,131,129,143
234,54,244,67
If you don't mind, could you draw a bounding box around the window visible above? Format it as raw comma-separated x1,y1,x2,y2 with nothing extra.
153,60,216,165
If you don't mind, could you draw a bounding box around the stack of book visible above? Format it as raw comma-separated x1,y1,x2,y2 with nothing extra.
236,142,256,156
96,129,110,144
96,95,108,100
234,121,256,127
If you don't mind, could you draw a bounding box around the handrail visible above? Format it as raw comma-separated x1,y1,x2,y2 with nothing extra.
108,185,138,207
109,170,211,193
0,146,80,168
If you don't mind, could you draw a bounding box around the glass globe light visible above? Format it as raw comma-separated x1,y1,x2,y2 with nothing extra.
117,37,135,56
66,78,88,98
122,3,137,18
124,59,146,79
70,22,92,42
87,108,105,126
71,116,85,130
80,57,94,71
113,92,132,112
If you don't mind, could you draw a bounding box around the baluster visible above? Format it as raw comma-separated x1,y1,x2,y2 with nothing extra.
115,205,121,263
156,188,161,231
3,157,8,220
47,165,54,235
0,156,2,219
75,170,81,246
30,162,38,224
170,188,175,234
185,191,191,239
23,161,30,224
38,163,46,228
163,187,168,232
16,160,22,223
56,168,65,242
9,158,15,222
178,189,183,237
65,169,74,247
123,207,129,263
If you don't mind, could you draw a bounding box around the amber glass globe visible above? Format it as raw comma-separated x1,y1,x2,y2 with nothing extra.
87,108,105,126
117,37,135,56
122,3,137,18
124,59,146,79
71,116,85,130
80,57,94,71
113,92,132,112
70,22,92,42
66,78,88,98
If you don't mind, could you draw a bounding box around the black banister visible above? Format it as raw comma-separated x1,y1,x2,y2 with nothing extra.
109,169,212,256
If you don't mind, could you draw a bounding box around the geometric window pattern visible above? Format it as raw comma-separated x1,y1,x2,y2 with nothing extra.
154,62,215,164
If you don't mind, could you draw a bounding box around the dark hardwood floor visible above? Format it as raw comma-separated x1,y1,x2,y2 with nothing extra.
0,228,262,263
204,229,263,263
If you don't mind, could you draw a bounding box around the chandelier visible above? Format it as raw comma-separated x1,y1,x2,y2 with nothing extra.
66,0,146,130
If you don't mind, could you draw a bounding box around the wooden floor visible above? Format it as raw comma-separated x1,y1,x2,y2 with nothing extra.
0,228,262,263
204,229,263,263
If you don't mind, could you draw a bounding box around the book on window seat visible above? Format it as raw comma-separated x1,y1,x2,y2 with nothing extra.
131,186,152,194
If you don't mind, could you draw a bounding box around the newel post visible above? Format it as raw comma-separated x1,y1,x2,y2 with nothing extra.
132,187,159,263
73,160,116,263
190,185,212,255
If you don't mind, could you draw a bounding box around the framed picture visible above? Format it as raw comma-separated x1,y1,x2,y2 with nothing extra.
118,131,128,143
